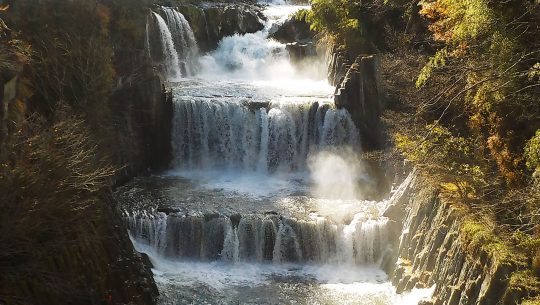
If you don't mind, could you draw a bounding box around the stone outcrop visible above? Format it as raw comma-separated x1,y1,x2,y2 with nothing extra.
270,15,318,63
173,3,265,52
327,50,351,86
270,16,313,44
334,55,384,150
385,177,529,305
286,42,316,62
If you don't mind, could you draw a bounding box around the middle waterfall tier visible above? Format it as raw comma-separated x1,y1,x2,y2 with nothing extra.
127,212,389,265
171,96,360,172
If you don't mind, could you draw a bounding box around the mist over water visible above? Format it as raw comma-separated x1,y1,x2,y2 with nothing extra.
308,148,369,200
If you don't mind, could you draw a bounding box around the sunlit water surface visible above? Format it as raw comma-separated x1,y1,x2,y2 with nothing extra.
133,236,433,305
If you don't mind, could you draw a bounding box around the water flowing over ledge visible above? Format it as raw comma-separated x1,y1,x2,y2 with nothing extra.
126,211,389,265
118,173,435,305
149,7,200,79
171,91,360,172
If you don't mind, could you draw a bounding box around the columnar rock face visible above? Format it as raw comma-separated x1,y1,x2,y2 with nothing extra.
327,49,351,86
334,55,384,150
175,4,265,52
386,181,523,305
109,67,173,182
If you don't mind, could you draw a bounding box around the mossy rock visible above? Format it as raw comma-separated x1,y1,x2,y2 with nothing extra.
461,219,526,267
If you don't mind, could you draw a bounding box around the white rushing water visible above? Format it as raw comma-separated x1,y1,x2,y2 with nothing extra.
133,4,435,305
149,8,199,80
126,211,389,264
171,98,360,172
152,12,182,80
198,4,323,84
130,232,435,305
166,4,357,183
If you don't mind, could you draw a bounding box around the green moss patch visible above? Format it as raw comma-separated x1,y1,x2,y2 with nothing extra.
461,219,526,266
510,270,540,294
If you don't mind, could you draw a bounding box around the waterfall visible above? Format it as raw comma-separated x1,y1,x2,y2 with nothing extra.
273,220,302,263
221,218,240,262
149,7,199,80
120,3,430,303
126,211,389,265
171,98,360,172
152,12,181,80
160,7,199,77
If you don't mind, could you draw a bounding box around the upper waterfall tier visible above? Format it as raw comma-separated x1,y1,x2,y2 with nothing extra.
148,4,325,83
148,7,199,80
198,4,324,82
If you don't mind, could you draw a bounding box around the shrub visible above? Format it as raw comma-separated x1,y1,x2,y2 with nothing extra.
0,108,116,303
525,130,540,172
394,123,487,199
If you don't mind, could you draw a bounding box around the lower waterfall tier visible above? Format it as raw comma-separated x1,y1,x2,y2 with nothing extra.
127,212,389,265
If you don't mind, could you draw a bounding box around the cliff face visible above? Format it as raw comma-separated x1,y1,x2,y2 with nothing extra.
0,1,166,303
334,55,384,151
108,68,173,183
327,44,385,151
1,198,159,305
385,178,530,305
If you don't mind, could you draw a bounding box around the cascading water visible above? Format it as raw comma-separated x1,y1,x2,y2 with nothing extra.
151,12,181,80
126,212,388,265
160,7,199,76
171,98,360,171
124,3,434,305
148,7,199,79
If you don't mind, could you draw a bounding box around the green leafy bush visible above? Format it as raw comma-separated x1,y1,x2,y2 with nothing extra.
525,130,540,172
395,124,486,199
295,0,367,51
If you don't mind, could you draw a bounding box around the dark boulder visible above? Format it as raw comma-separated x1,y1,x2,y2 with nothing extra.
270,16,314,44
285,42,316,62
